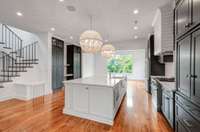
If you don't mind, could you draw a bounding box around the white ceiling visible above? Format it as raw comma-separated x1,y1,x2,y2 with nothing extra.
0,0,171,43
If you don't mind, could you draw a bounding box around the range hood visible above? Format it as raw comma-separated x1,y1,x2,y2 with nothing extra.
158,51,174,63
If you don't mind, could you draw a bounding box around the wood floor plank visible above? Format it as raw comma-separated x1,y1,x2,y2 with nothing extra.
0,81,174,132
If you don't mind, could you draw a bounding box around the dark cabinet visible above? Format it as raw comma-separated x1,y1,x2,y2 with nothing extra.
175,0,200,38
176,120,188,132
177,35,191,98
175,0,191,37
175,100,200,132
52,38,64,90
175,0,200,130
191,29,200,104
67,45,81,80
162,90,174,128
192,0,200,27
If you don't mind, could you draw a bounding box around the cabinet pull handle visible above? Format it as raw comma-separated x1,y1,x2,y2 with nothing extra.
183,119,193,128
185,74,189,78
191,75,197,79
185,23,190,28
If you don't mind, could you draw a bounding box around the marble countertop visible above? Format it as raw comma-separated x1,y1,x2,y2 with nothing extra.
159,81,176,92
63,76,125,88
151,76,176,92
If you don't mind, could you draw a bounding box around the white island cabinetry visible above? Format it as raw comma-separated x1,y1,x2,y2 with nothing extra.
63,77,127,125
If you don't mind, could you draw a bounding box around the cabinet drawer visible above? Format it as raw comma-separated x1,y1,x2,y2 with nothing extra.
176,119,188,132
175,93,200,121
176,103,200,132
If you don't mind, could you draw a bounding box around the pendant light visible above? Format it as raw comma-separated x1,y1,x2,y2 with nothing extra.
80,16,103,53
101,43,115,58
101,31,115,58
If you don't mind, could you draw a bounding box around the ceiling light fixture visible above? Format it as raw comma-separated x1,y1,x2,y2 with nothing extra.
80,16,103,53
59,0,64,2
134,35,138,39
134,26,138,30
51,28,55,31
133,9,139,14
101,44,116,58
16,11,23,16
70,36,73,40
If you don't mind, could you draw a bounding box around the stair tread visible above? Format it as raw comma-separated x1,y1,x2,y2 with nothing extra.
8,66,33,68
15,62,38,64
0,75,20,77
2,70,27,72
10,51,17,54
0,80,13,83
3,47,12,49
22,59,39,61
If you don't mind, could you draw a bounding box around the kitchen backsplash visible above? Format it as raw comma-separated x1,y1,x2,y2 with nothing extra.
165,62,175,77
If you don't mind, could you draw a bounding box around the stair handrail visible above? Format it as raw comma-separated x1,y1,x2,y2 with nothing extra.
2,24,23,42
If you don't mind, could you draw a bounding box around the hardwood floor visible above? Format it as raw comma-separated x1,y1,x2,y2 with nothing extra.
0,81,173,132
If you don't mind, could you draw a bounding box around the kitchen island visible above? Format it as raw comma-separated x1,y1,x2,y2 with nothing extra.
63,76,127,125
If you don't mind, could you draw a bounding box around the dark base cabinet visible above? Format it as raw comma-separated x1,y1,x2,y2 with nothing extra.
162,90,175,128
175,93,200,132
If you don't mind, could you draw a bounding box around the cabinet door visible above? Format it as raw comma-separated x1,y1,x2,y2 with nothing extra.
175,0,191,37
192,29,200,104
73,85,89,113
176,120,188,132
192,0,200,26
89,86,113,118
177,36,191,97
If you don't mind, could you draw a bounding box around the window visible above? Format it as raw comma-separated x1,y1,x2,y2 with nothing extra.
107,54,133,73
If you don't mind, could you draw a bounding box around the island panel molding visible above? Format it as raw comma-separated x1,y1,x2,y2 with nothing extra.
63,76,127,125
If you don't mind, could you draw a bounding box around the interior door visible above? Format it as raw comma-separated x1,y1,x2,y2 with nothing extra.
175,0,191,37
178,35,191,97
192,29,200,104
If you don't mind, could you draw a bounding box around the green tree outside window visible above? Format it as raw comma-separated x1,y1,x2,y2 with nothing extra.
107,55,133,73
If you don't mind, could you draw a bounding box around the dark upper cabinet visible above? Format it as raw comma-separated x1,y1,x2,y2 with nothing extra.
177,35,191,98
191,29,200,104
175,0,200,38
175,0,191,37
192,0,200,27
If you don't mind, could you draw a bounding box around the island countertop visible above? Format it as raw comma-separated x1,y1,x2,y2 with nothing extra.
63,76,125,88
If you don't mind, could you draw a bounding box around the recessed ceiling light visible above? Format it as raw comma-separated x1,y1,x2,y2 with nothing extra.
51,28,55,31
16,11,23,16
134,35,138,39
133,9,139,14
59,0,64,2
70,36,73,40
134,26,138,30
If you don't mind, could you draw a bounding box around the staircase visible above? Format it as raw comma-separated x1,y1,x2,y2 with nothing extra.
0,24,38,88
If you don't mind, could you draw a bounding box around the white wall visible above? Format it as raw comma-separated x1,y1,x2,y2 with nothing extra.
128,50,146,80
9,26,38,46
82,53,95,78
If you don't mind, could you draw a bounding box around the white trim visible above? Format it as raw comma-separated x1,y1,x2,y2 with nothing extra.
63,108,113,125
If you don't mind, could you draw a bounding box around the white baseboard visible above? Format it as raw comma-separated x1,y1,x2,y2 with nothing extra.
63,108,113,126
